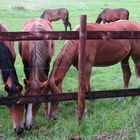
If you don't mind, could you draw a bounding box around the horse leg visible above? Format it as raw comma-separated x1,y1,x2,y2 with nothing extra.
64,22,67,31
121,55,131,89
62,19,69,31
68,22,72,31
84,62,93,92
61,19,67,31
133,60,140,79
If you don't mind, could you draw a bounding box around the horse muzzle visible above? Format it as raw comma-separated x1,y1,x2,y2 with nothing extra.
14,126,24,135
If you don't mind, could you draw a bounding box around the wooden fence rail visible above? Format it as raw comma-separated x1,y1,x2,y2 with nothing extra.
1,88,140,106
0,31,140,41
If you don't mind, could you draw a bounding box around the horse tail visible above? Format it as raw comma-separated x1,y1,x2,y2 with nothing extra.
65,10,72,31
95,14,102,24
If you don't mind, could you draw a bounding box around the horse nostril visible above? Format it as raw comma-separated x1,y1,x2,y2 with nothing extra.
28,126,32,131
25,126,32,131
24,123,32,131
15,127,24,135
53,116,57,120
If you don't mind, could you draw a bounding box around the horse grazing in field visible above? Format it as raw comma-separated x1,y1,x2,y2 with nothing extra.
0,23,24,134
18,18,55,130
43,20,140,119
95,8,129,24
40,8,72,31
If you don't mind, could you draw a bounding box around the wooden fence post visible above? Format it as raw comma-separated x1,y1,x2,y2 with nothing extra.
78,15,87,121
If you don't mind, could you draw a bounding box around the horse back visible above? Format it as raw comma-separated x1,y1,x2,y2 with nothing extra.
116,8,129,19
74,20,140,66
98,8,129,23
19,18,53,62
41,8,68,21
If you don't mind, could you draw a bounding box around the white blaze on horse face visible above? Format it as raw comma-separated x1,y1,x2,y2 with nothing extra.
47,91,52,116
26,103,33,127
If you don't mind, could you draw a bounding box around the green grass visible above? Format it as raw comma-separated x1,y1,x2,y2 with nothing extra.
1,0,140,139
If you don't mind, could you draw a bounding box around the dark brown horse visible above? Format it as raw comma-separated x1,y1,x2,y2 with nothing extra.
18,18,55,130
0,22,24,134
95,8,129,24
44,20,140,119
40,8,72,31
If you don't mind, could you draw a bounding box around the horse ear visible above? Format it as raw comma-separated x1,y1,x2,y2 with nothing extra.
40,80,49,89
17,84,23,92
24,79,30,87
5,84,10,92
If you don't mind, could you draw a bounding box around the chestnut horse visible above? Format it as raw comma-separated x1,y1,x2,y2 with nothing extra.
18,18,55,130
0,22,24,134
44,20,140,119
40,8,72,31
95,8,129,24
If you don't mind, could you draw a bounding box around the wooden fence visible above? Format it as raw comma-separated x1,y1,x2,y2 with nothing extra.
1,15,140,121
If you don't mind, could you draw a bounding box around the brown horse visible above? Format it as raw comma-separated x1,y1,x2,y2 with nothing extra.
0,22,24,134
95,8,129,24
40,8,72,31
43,20,140,119
18,18,55,130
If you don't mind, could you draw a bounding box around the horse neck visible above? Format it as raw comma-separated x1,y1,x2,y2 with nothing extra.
50,40,77,88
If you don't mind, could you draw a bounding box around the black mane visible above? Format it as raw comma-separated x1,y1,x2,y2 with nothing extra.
0,42,20,95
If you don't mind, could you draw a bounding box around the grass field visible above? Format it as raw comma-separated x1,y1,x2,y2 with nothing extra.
1,0,140,139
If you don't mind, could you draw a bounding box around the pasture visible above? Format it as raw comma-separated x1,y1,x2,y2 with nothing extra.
1,0,140,139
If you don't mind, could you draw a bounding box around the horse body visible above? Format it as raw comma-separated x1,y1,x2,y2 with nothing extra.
41,8,72,31
0,22,24,134
19,18,55,130
95,8,129,24
45,20,140,118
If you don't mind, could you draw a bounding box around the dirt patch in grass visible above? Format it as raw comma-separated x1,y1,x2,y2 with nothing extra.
91,129,129,140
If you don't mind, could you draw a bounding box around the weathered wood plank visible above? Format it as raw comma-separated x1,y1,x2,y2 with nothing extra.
78,15,87,121
0,88,140,106
0,31,140,41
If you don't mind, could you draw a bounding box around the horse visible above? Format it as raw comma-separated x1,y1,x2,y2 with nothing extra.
95,8,129,24
0,22,24,134
40,8,72,31
18,18,55,130
43,20,140,119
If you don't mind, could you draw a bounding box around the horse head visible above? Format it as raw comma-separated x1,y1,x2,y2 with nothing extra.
23,79,46,130
0,41,24,135
40,77,62,120
19,18,55,130
5,83,24,135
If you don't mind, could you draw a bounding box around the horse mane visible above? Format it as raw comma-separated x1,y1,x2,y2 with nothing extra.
95,14,102,23
50,25,80,78
30,23,50,82
0,42,20,94
40,11,46,18
0,21,9,32
50,39,77,80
